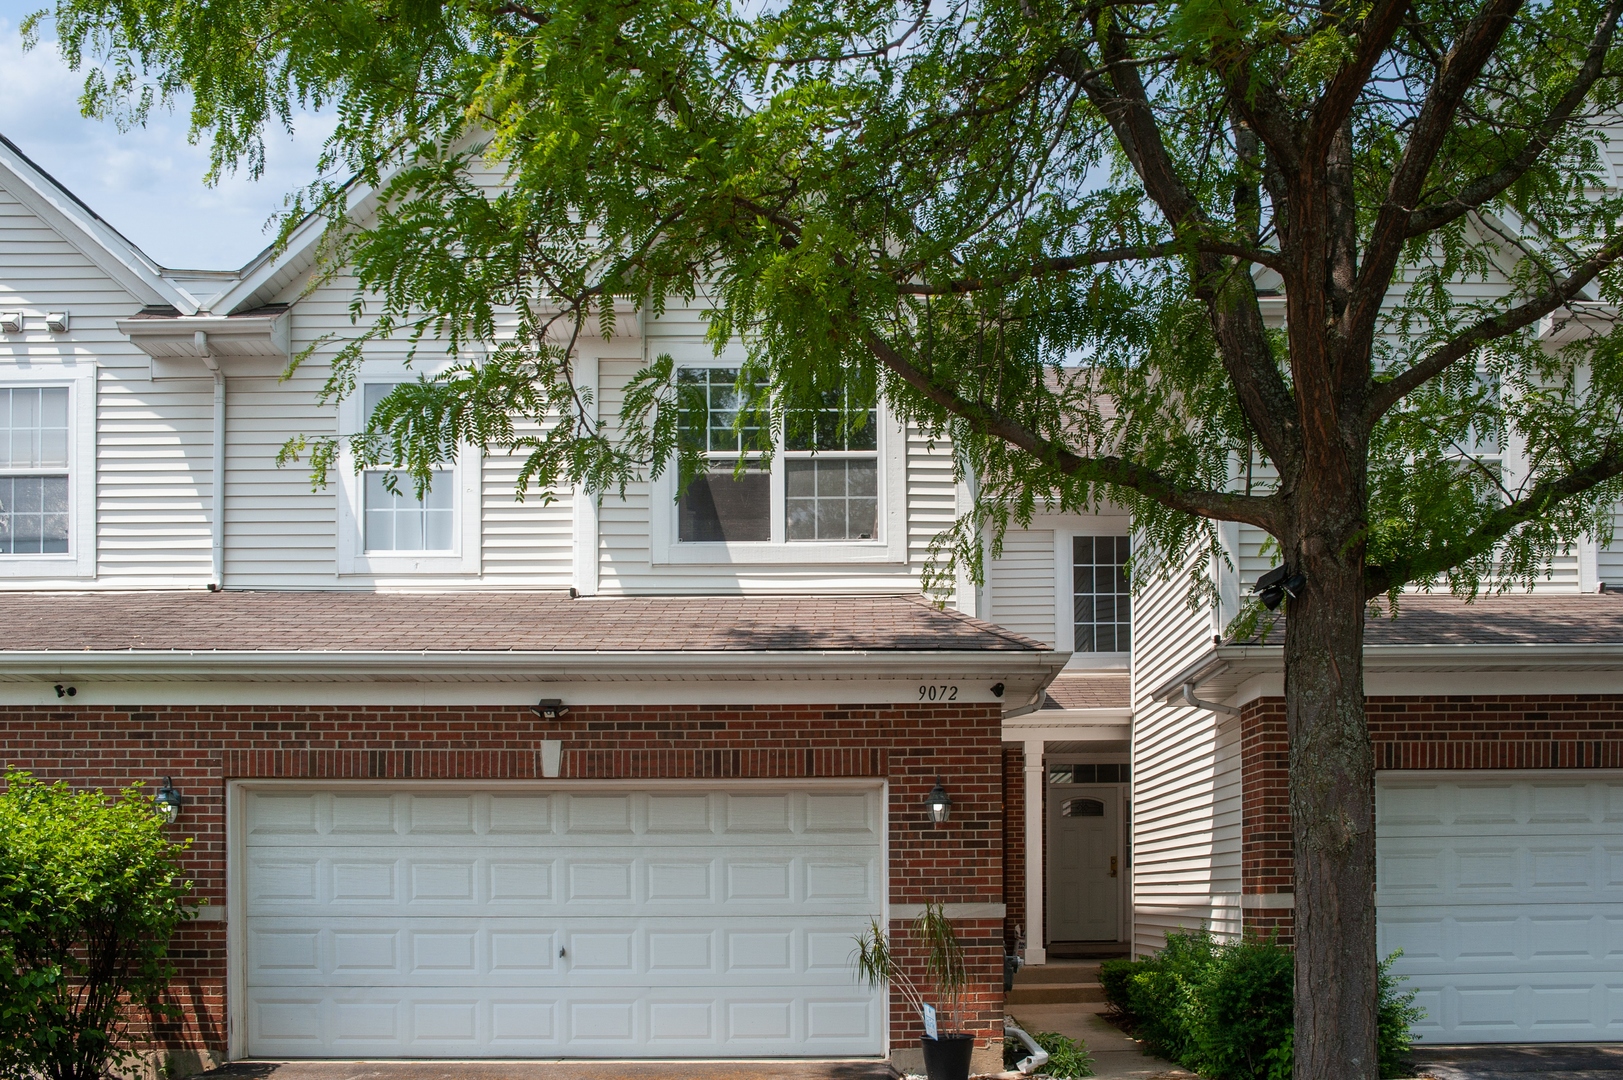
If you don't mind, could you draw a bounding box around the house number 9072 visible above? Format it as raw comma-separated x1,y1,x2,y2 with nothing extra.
918,684,959,701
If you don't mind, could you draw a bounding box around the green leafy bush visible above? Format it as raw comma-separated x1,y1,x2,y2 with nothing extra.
1097,930,1422,1080
1004,1018,1095,1078
0,770,195,1080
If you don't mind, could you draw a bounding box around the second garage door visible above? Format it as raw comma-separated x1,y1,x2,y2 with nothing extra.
239,782,885,1058
1377,772,1623,1043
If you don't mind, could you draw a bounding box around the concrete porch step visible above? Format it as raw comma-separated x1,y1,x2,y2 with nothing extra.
1015,961,1101,984
1007,982,1108,1005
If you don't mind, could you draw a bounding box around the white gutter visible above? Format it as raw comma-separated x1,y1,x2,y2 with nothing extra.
196,330,225,590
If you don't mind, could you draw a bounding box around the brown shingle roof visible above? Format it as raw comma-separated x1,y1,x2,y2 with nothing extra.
0,591,1046,654
1042,673,1131,709
1239,592,1623,647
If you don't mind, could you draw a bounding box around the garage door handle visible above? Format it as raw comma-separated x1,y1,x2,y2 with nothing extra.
559,947,566,958
1109,856,1118,878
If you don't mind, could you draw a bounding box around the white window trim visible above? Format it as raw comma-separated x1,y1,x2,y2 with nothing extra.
0,366,96,579
1054,527,1131,670
649,357,907,566
336,369,481,576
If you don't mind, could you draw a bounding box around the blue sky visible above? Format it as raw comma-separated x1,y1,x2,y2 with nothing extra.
0,4,330,270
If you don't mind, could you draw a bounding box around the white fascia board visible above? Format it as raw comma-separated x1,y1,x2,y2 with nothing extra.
1153,641,1623,705
0,138,199,314
0,646,1067,682
210,206,335,314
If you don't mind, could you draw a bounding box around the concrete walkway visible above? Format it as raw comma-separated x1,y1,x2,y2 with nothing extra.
1006,1003,1192,1080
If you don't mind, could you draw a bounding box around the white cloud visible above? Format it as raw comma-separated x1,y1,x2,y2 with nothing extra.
0,10,333,270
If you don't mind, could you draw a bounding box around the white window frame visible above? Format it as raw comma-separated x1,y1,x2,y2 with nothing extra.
1054,527,1132,669
650,352,907,565
0,366,96,579
336,367,481,576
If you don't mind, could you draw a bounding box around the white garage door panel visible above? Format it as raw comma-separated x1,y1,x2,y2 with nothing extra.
242,784,885,1058
1377,775,1623,1043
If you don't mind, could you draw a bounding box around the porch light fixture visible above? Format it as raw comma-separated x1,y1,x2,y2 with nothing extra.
154,777,183,824
1253,564,1306,611
532,698,568,719
923,776,953,824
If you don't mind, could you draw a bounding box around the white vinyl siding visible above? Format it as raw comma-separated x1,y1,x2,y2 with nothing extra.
1129,542,1242,953
0,180,199,585
988,529,1057,646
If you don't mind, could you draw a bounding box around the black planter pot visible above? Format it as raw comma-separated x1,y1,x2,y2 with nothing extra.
920,1032,975,1080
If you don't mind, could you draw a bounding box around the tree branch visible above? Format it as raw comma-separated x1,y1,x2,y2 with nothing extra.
1368,236,1623,419
860,327,1283,530
1054,17,1299,468
1305,0,1414,166
895,240,1288,294
1364,443,1623,595
1348,0,1527,345
1405,0,1623,237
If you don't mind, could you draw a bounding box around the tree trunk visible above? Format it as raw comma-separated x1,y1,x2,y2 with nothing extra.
1286,524,1378,1080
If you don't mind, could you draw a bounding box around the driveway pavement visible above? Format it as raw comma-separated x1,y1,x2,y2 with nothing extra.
201,1062,898,1080
1408,1044,1623,1080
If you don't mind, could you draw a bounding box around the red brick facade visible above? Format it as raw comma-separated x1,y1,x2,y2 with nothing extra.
0,700,1006,1062
1239,693,1623,940
1001,743,1025,950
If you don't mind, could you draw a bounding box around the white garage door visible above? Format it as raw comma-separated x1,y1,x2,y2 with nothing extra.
239,783,885,1058
1376,772,1623,1043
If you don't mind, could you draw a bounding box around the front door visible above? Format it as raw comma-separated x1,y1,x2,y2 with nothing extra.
1047,784,1121,942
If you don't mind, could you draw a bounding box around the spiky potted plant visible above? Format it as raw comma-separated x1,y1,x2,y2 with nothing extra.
853,901,972,1080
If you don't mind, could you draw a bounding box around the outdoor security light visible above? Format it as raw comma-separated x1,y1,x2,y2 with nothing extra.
924,777,953,824
532,698,568,719
154,777,183,824
1253,564,1306,611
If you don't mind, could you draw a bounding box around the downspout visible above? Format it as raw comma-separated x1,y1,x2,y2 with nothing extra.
197,330,225,591
1181,681,1238,717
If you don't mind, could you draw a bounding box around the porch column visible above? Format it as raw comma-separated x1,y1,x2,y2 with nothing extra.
1023,737,1046,965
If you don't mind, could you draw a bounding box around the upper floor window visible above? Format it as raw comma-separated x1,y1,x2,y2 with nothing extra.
1074,535,1131,652
361,383,454,553
0,386,69,554
675,367,880,544
335,374,480,576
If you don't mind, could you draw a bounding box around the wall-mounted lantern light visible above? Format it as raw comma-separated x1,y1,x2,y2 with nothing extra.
923,776,953,824
154,777,183,824
532,698,568,719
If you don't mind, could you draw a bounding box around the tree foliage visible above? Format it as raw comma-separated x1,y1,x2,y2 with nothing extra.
0,770,195,1080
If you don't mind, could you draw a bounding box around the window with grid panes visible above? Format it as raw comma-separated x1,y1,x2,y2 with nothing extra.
675,368,879,543
361,382,455,552
0,387,70,555
1073,535,1132,652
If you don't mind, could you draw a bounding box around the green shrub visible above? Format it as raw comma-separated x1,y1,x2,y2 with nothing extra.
1186,937,1293,1080
1098,958,1141,1019
0,770,195,1080
1100,930,1423,1080
1004,1018,1094,1078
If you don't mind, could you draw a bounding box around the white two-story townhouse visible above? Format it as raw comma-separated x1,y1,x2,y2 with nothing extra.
6,118,1623,1072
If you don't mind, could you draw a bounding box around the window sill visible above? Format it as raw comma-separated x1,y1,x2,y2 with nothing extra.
656,538,906,565
0,553,93,579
